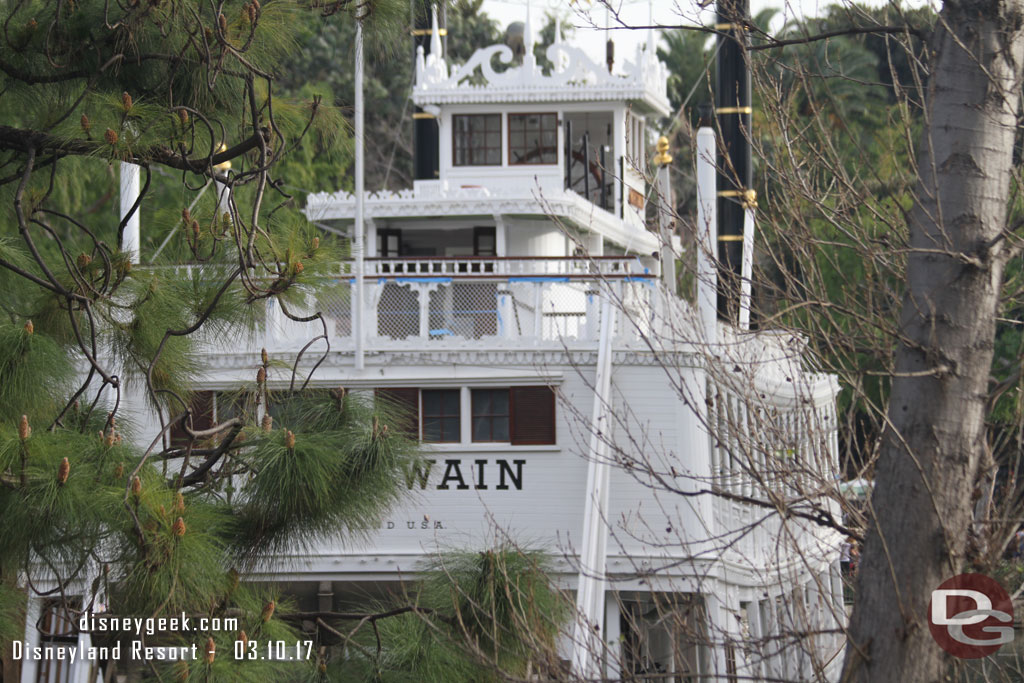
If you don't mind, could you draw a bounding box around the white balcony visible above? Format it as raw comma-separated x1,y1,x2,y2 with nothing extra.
267,256,660,349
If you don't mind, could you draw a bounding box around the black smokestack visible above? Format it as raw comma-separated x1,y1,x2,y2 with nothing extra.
715,0,751,323
412,0,440,181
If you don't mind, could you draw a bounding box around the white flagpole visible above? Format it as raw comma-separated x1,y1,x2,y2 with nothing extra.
354,15,366,370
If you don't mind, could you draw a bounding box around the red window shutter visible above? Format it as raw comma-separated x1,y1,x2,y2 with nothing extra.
170,391,214,447
510,386,556,445
375,388,420,438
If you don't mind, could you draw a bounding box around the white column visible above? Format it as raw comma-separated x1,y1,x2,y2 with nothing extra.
119,162,141,263
738,203,755,330
366,218,378,257
494,215,507,256
532,283,544,338
460,387,472,444
497,288,514,339
214,177,231,218
571,295,617,678
658,163,676,296
353,17,366,370
695,125,717,345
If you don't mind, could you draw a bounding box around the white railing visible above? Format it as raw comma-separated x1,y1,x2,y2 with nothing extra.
278,257,658,345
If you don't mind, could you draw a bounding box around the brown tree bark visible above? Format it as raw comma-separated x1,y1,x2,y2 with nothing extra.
842,2,1024,680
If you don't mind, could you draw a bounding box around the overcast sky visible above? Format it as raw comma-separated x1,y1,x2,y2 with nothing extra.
480,0,932,61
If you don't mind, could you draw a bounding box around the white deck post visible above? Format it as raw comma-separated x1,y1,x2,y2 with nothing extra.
353,15,366,369
119,162,141,263
696,124,717,345
571,293,617,678
739,202,756,330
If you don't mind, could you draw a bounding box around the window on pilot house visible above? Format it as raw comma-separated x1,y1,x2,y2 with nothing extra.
453,114,502,166
509,113,558,165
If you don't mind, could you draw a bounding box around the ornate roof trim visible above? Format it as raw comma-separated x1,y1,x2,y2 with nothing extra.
413,22,670,117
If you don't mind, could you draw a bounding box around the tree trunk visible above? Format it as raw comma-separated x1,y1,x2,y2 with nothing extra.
843,2,1024,680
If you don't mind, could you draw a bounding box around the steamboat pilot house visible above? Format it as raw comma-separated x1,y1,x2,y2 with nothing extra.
294,10,846,681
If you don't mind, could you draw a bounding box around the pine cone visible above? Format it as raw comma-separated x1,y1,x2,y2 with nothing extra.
18,415,30,441
285,431,295,450
205,636,216,664
261,348,268,365
131,475,142,496
261,600,275,623
80,114,90,133
174,491,185,513
238,630,248,649
218,13,227,34
178,109,189,125
294,261,304,274
172,517,186,537
256,366,266,384
174,661,189,682
57,457,69,485
104,129,118,145
23,320,33,335
76,252,92,269
261,414,272,432
122,92,133,110
182,207,191,224
191,219,200,239
246,3,255,23
312,236,319,250
114,463,124,479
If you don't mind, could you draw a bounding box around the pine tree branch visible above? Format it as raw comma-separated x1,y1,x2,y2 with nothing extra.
0,125,270,176
178,420,243,488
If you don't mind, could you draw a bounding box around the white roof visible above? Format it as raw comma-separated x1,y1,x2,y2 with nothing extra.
413,8,671,117
303,184,660,254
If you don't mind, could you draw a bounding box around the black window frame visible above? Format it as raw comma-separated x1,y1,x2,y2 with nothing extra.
421,389,461,443
377,228,402,257
509,112,558,166
452,114,502,167
471,388,510,442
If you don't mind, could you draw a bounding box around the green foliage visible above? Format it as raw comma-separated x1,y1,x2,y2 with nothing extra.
234,389,421,555
0,323,74,422
333,546,569,682
0,1,460,680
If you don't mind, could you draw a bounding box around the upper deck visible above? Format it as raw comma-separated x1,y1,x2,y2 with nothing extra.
306,8,671,249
